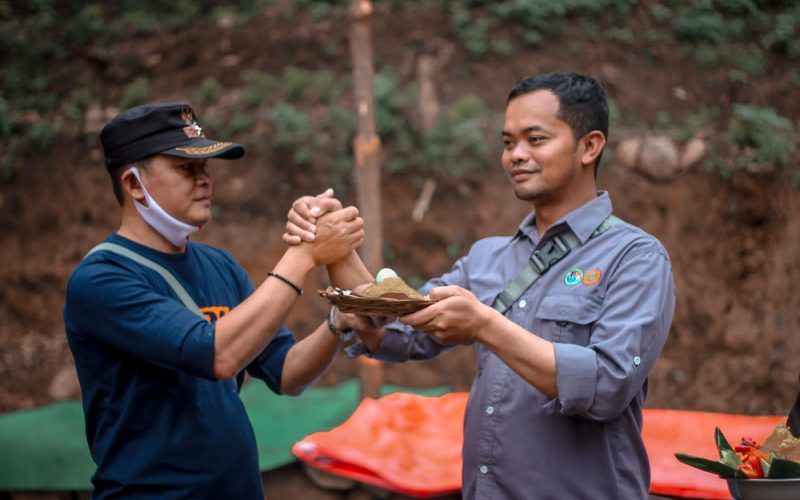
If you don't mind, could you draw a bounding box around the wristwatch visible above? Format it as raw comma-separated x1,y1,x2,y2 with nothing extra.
327,306,356,343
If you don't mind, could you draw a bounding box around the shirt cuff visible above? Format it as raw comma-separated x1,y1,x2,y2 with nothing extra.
368,325,415,363
551,343,598,415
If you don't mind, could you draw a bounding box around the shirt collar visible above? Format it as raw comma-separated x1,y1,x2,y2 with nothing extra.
515,191,614,245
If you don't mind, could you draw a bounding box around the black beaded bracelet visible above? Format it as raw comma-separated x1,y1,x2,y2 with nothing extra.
267,271,303,296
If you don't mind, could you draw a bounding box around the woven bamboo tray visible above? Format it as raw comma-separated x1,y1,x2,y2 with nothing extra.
318,287,435,317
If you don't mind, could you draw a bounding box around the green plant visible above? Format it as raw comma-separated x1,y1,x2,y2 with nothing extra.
445,240,463,260
241,70,279,109
222,111,255,138
723,43,766,76
673,8,728,44
762,10,800,57
606,27,634,45
27,120,58,150
416,94,489,178
728,104,796,167
383,242,397,263
407,276,426,290
451,5,492,58
694,44,719,67
324,104,357,175
266,102,314,166
120,76,149,110
60,87,91,123
644,28,663,45
193,77,223,105
0,97,17,139
491,39,513,57
281,66,340,103
64,3,104,46
673,106,720,143
648,3,672,24
373,68,410,138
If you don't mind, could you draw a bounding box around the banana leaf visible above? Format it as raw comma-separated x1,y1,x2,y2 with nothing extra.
765,458,800,479
760,456,771,478
674,452,744,478
715,427,744,468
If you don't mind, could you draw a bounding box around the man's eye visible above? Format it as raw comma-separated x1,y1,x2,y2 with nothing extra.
529,136,545,144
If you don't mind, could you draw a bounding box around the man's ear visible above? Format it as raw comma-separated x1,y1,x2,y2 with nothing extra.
579,130,606,168
120,167,147,206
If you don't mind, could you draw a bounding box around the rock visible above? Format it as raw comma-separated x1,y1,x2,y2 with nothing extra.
637,134,681,181
615,137,642,170
217,13,236,29
673,86,688,100
48,364,81,400
680,137,706,169
222,54,241,67
599,63,622,87
15,110,41,128
142,53,162,68
301,464,356,491
83,104,105,135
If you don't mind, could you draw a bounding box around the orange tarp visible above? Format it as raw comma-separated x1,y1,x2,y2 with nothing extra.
293,392,785,499
643,409,784,499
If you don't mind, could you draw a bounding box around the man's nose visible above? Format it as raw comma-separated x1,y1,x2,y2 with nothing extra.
510,142,531,162
195,165,211,185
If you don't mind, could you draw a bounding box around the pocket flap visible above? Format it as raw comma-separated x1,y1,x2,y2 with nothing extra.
535,294,602,325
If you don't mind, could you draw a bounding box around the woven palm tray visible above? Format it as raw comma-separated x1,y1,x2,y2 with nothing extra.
318,286,436,317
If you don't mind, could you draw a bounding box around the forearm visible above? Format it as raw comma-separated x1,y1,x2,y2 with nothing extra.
213,246,315,380
477,309,558,398
279,321,341,395
326,251,373,289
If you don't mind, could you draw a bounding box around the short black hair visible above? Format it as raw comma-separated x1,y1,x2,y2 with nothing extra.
110,156,152,206
507,73,609,171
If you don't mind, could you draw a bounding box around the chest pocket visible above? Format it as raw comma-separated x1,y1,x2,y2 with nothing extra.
535,294,602,346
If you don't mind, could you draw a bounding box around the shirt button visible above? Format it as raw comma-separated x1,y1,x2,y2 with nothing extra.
479,465,489,474
518,299,527,308
485,406,494,415
633,356,641,366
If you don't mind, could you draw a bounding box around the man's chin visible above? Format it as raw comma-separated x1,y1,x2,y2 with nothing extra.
513,186,549,203
186,212,211,227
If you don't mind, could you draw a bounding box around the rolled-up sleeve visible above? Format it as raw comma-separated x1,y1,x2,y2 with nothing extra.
552,244,675,421
65,261,218,379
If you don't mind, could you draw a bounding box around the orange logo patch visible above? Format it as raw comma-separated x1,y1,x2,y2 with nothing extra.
582,269,602,286
201,306,230,322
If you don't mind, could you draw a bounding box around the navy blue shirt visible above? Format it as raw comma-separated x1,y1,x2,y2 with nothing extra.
63,233,296,499
365,192,675,499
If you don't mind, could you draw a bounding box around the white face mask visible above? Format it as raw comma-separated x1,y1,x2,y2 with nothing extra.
130,166,200,248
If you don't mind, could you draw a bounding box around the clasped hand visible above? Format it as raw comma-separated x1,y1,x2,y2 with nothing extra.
284,189,364,266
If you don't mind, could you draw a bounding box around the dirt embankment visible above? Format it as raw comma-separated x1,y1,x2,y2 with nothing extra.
1,1,799,419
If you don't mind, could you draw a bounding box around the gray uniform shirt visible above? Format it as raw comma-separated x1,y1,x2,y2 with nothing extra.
362,192,675,500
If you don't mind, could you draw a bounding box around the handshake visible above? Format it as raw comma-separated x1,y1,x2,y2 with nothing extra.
280,188,365,267
280,188,489,348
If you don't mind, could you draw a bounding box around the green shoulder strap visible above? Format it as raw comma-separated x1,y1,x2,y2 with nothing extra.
491,215,623,314
86,242,206,319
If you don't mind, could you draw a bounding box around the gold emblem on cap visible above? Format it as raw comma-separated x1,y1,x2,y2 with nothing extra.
175,142,232,155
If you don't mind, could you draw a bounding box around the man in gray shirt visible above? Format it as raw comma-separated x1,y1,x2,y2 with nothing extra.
286,72,675,499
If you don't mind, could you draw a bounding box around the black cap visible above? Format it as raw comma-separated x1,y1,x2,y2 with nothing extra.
99,102,245,172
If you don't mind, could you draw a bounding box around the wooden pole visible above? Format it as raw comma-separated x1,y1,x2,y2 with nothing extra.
349,0,384,399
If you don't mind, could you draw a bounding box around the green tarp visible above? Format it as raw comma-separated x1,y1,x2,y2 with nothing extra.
0,379,449,491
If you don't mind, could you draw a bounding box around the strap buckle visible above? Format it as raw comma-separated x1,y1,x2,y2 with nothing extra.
530,235,570,274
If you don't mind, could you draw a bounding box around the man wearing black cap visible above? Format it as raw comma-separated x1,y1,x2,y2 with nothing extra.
63,103,364,499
